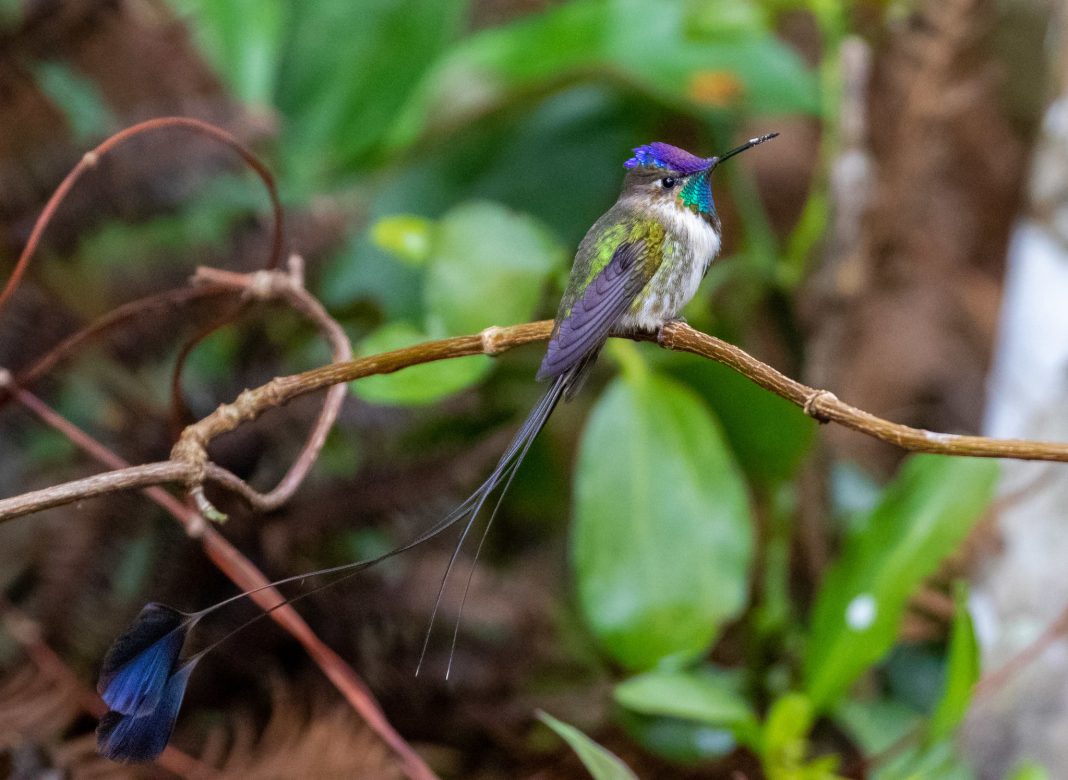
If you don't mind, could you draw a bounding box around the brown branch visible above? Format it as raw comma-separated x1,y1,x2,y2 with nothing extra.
190,257,353,511
5,317,1068,526
8,284,234,396
654,322,1068,462
0,458,189,519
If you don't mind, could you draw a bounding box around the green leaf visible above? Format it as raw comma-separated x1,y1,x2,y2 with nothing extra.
928,583,980,742
762,693,814,763
667,358,815,485
871,739,976,780
169,0,287,105
424,201,565,336
350,322,489,406
835,697,923,756
275,0,469,183
572,370,753,671
615,667,758,746
616,708,737,763
387,0,817,151
761,693,844,780
683,0,768,40
370,215,436,266
537,711,639,780
804,455,999,710
1006,762,1052,780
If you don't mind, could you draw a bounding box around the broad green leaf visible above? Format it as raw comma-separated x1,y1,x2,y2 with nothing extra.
351,322,489,406
387,0,817,151
684,0,768,39
804,456,999,710
424,201,565,336
537,711,639,780
928,583,980,742
371,215,436,266
615,667,758,746
572,370,752,670
667,358,815,485
320,227,424,319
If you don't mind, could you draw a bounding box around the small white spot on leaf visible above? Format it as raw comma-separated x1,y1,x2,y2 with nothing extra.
846,594,877,631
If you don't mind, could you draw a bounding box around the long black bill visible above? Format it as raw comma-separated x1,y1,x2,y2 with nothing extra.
708,132,779,168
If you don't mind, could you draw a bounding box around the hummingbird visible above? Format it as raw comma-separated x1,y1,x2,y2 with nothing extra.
93,133,778,762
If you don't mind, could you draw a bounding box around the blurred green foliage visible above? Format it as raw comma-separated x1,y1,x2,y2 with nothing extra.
19,0,1009,774
615,665,759,750
805,456,997,709
573,355,752,670
538,710,640,780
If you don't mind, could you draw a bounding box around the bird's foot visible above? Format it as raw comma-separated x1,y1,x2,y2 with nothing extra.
656,317,687,345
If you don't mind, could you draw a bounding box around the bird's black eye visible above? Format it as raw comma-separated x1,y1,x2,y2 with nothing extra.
661,176,676,189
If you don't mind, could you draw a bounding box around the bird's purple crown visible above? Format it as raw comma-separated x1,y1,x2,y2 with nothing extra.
624,142,711,175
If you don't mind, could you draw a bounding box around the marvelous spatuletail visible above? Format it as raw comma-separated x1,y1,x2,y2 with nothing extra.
95,133,778,762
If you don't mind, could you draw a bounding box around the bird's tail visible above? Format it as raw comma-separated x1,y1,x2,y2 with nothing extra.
415,371,568,677
95,373,571,761
106,372,570,667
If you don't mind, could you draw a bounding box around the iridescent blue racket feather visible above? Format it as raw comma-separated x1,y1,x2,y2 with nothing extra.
97,603,189,716
97,662,197,763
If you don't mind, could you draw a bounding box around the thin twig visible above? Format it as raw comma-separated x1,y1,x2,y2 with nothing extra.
973,607,1068,700
190,257,353,511
0,116,284,321
7,284,233,397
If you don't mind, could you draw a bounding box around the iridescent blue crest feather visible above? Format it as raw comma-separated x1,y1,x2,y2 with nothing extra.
624,142,711,175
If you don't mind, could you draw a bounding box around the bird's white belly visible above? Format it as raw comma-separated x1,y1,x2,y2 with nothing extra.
624,203,721,331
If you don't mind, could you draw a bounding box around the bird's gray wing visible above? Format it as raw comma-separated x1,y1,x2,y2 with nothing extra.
536,240,651,382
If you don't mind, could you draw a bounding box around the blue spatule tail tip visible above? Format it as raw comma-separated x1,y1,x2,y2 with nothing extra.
97,661,197,763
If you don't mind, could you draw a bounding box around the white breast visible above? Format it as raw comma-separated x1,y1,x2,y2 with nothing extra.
625,201,722,331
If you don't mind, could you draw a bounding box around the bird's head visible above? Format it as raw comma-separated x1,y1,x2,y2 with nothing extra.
621,134,778,220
